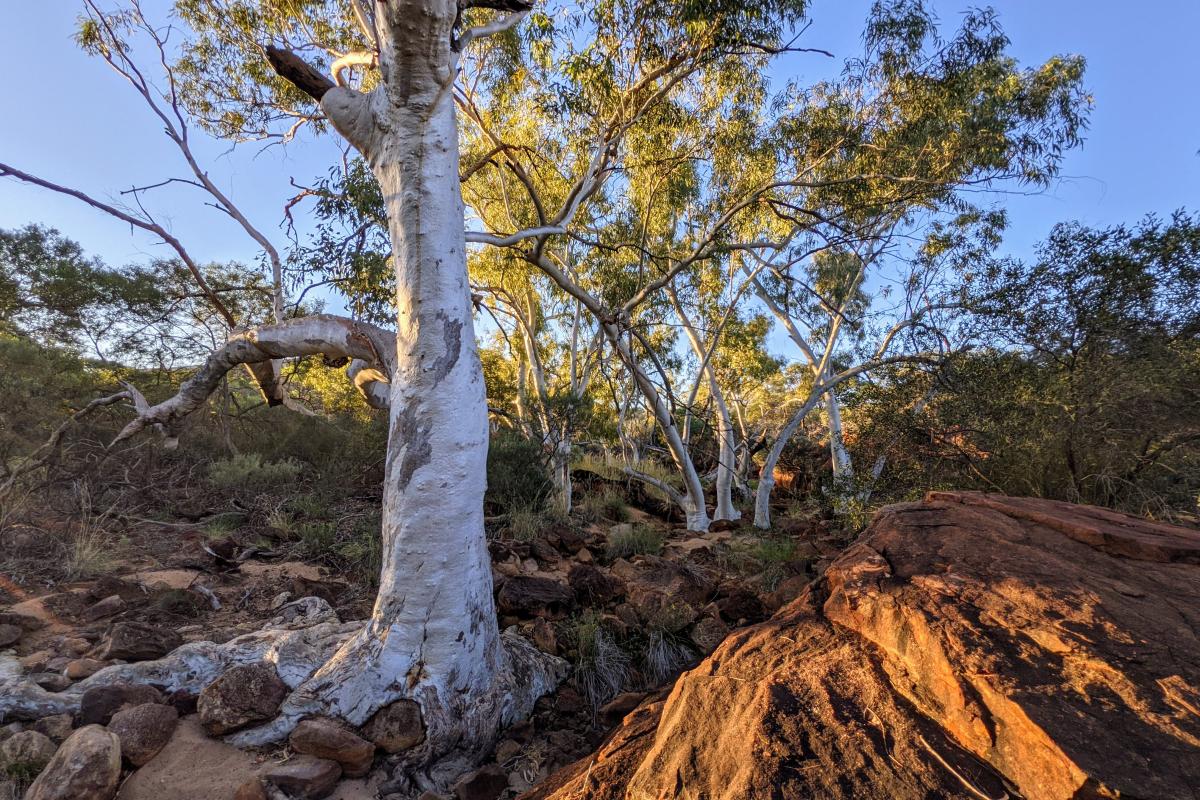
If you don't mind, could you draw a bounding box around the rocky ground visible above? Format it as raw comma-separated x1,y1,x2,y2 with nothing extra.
3,490,1198,799
0,480,844,799
523,492,1200,800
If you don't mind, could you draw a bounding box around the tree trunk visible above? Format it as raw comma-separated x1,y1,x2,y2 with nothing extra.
752,394,823,529
253,1,564,778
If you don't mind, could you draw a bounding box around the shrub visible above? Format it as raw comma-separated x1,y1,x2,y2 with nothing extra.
506,505,545,542
605,524,663,560
569,614,629,709
487,431,553,513
208,453,301,489
298,520,337,558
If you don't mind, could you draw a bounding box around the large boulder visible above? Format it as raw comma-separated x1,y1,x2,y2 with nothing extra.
107,702,178,766
523,492,1200,800
197,664,288,736
24,725,121,800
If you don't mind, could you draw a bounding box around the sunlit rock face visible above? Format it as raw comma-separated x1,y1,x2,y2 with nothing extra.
523,491,1200,800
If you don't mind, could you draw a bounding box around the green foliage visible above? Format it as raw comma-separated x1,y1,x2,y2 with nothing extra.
852,213,1200,519
605,524,664,560
486,431,553,513
207,453,302,489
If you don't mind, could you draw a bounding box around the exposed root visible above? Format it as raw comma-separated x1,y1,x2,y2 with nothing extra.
0,598,355,723
0,597,567,791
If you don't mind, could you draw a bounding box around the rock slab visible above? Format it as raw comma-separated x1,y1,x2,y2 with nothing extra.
522,492,1200,800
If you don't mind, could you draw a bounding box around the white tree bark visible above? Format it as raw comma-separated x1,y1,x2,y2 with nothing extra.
257,1,564,775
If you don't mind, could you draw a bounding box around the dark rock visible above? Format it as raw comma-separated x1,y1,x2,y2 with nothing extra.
762,574,809,613
79,683,163,726
688,616,728,654
289,717,374,777
597,692,647,727
362,698,424,753
96,621,181,662
0,611,45,631
566,564,625,606
107,702,178,766
23,725,120,800
80,595,125,623
496,576,575,620
454,764,508,800
0,625,21,648
198,663,288,735
531,539,560,564
263,756,342,799
714,585,765,624
708,519,739,533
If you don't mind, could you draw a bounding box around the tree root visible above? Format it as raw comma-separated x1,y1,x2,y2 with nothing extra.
0,598,358,723
0,596,568,791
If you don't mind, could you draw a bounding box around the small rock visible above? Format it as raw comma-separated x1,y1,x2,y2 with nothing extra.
32,715,73,743
689,616,729,654
23,725,120,800
0,730,57,775
555,686,585,715
270,591,293,610
0,624,21,648
493,738,521,764
64,659,106,680
528,618,557,654
362,699,424,753
496,576,575,620
574,547,593,564
198,663,288,735
764,574,809,612
107,702,178,766
715,586,765,624
289,717,374,777
79,683,163,726
263,756,342,799
567,564,625,605
96,621,181,662
30,672,73,692
599,692,647,726
19,651,53,672
81,595,125,623
61,637,92,656
233,778,270,800
709,519,739,532
453,764,508,800
0,612,44,631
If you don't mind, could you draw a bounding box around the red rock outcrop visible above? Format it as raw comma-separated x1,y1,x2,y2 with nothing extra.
523,492,1200,800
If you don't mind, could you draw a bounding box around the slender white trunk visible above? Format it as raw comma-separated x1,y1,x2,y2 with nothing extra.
826,386,854,480
752,393,823,529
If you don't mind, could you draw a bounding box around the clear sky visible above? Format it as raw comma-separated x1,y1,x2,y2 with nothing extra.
1,0,1197,275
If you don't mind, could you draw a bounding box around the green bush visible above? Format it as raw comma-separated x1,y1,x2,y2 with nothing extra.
208,453,301,489
487,431,553,513
605,524,663,560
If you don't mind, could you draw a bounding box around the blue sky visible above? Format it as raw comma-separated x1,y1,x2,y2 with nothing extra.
1,0,1197,276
